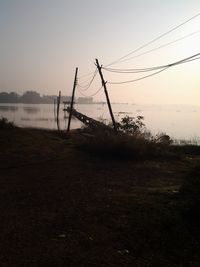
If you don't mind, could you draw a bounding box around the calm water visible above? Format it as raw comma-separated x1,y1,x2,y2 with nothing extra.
0,103,200,143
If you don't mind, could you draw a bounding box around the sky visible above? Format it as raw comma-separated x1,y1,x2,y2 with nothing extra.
0,0,200,104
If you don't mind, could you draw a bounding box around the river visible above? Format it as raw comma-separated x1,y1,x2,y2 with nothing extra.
0,103,200,143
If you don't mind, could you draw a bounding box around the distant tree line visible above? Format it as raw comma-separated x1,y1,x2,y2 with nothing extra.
0,91,94,104
0,91,72,104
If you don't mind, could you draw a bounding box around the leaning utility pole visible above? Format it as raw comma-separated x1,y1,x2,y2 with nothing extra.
95,59,117,134
67,67,78,132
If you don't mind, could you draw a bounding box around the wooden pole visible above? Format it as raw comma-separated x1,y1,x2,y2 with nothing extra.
95,59,117,134
54,98,56,122
56,91,61,131
67,67,78,132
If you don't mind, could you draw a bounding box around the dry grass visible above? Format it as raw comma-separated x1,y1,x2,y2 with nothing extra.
71,128,173,160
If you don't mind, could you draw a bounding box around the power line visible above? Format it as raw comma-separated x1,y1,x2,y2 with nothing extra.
76,64,98,84
77,69,98,91
106,53,200,84
69,13,200,80
77,86,103,97
78,70,95,80
107,67,168,84
77,70,97,90
103,52,200,74
119,30,200,63
105,12,200,67
78,71,96,84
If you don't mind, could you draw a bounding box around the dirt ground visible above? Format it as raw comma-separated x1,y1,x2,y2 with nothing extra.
0,127,200,267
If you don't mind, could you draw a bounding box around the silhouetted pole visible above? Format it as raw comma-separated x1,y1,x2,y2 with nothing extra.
54,98,56,121
95,59,117,134
67,67,78,132
56,91,61,131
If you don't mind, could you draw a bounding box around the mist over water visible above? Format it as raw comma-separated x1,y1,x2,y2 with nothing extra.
0,103,200,143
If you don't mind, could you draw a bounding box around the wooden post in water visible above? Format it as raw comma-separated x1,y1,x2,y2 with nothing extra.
67,67,78,132
56,91,61,131
95,59,117,134
54,98,56,122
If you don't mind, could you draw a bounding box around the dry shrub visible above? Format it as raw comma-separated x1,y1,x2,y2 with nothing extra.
72,128,169,159
71,115,173,159
0,117,16,129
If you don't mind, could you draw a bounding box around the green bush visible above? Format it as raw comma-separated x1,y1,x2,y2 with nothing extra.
116,115,145,134
116,116,172,145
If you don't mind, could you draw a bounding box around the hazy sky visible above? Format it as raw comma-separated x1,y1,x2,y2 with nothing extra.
0,0,200,104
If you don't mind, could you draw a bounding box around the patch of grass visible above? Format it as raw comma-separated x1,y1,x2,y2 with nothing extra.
0,125,67,166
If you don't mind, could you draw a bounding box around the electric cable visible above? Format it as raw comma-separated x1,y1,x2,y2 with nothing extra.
77,64,98,80
105,12,200,67
119,30,200,63
77,69,98,91
107,67,168,84
107,53,200,84
103,52,200,74
78,72,96,84
77,86,103,97
68,13,200,80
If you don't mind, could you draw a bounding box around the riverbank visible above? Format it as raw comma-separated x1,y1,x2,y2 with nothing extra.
0,125,200,266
